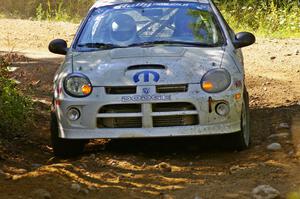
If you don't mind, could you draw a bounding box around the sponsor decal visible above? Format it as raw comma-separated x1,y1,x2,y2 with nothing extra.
113,3,209,11
121,95,171,102
133,71,160,83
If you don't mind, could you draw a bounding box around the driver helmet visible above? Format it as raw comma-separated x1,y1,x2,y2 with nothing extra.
110,14,137,45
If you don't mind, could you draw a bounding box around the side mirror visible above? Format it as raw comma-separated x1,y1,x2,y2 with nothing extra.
48,39,68,55
233,32,256,49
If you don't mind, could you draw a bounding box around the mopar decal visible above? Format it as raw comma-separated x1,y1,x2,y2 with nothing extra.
121,95,171,102
133,71,160,83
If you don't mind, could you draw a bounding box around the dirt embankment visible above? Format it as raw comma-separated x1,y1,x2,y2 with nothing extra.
0,19,300,199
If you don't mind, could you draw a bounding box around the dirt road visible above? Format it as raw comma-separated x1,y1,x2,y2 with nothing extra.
0,19,300,199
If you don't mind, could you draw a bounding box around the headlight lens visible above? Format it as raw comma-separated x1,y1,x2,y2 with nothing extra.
64,73,92,97
201,69,231,93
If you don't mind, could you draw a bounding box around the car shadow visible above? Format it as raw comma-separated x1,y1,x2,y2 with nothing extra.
85,104,300,156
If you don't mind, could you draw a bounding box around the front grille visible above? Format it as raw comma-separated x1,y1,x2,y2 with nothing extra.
105,86,136,94
153,115,199,127
152,102,196,112
97,117,142,128
97,102,198,128
156,84,188,93
99,104,141,113
98,104,142,128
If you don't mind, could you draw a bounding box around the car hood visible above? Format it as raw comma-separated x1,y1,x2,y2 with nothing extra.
71,46,226,86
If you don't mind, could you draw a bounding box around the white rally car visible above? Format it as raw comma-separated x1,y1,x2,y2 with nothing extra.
49,0,255,156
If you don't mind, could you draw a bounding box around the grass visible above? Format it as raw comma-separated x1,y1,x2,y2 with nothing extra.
0,55,32,136
0,0,299,38
32,1,300,38
218,1,300,38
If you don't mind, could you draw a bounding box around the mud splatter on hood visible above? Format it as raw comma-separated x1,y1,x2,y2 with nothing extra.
71,46,231,86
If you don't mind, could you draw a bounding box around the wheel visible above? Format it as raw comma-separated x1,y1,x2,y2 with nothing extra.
228,90,250,150
50,112,85,157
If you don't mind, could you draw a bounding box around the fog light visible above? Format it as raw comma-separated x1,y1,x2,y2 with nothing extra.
67,108,80,121
215,103,230,116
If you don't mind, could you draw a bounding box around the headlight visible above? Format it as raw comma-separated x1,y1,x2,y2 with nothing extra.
64,73,92,97
201,69,231,93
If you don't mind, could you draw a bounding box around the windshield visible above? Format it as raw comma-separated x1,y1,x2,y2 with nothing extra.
75,2,225,50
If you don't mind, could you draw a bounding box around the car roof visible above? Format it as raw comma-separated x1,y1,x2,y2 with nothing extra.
92,0,210,9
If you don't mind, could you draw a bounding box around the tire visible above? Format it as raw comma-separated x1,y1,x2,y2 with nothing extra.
51,113,85,157
228,90,251,150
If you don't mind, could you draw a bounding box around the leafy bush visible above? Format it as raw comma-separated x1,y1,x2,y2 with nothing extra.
0,0,299,37
0,56,32,136
216,0,300,37
0,0,94,22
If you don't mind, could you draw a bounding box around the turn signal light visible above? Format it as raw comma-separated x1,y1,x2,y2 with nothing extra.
235,93,242,100
82,84,92,95
202,81,214,91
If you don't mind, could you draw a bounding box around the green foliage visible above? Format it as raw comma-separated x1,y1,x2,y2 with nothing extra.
0,0,299,37
216,0,300,37
287,190,300,199
36,3,45,21
0,56,32,136
35,0,73,21
0,0,94,23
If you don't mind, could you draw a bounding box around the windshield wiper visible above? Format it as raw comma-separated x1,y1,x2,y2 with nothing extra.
77,43,124,49
77,41,218,50
128,40,216,47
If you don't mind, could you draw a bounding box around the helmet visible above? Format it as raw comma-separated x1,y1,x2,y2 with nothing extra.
110,14,137,44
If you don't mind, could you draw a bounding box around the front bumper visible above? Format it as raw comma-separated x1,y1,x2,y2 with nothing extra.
55,84,243,139
59,121,241,139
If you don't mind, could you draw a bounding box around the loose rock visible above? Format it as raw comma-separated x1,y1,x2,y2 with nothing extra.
156,162,172,172
80,163,88,169
288,150,294,157
252,185,280,199
279,123,290,129
32,164,42,169
267,143,282,151
12,175,20,180
13,168,27,174
89,154,96,159
87,186,96,191
81,188,89,195
229,165,240,174
268,133,289,139
0,169,7,178
32,189,51,199
141,162,146,169
71,183,81,192
194,194,203,199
